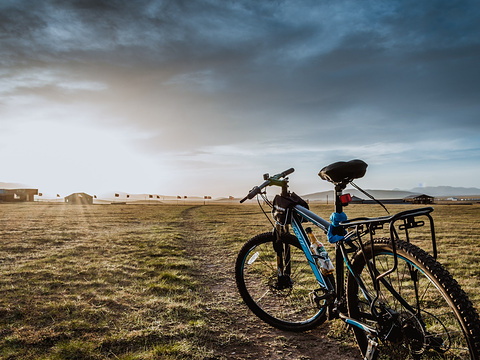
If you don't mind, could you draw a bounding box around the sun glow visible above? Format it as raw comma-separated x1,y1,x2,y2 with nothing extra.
1,119,172,197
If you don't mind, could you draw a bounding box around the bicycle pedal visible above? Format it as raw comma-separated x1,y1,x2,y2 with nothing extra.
309,290,334,308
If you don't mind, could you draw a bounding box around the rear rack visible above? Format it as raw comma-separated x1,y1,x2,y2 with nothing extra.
340,207,437,282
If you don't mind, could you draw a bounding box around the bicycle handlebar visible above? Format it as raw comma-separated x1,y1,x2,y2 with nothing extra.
239,183,267,203
280,167,295,178
239,168,294,203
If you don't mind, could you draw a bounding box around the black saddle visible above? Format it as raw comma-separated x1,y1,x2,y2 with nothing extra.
319,159,368,185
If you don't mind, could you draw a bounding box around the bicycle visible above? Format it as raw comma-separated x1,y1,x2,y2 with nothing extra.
235,160,480,359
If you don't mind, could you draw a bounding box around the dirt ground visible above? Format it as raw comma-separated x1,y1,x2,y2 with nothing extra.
183,207,360,360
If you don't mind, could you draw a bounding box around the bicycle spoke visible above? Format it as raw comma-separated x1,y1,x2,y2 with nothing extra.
347,239,479,359
236,233,328,330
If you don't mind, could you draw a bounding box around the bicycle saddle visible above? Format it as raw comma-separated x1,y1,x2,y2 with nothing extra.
319,159,368,184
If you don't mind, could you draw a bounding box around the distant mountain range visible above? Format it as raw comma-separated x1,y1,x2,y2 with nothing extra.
303,189,412,201
303,186,480,201
408,186,480,197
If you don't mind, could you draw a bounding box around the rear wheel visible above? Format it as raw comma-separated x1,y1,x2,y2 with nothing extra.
235,232,334,331
347,238,480,359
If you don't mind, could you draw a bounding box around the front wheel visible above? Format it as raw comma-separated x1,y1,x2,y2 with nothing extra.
347,238,480,359
235,232,334,332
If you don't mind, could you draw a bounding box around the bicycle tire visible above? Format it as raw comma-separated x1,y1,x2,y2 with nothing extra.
346,238,480,359
235,232,334,332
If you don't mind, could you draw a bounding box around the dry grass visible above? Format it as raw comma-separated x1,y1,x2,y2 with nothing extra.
0,203,207,359
0,202,478,359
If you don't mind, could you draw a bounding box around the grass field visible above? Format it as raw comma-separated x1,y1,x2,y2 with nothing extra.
0,202,479,359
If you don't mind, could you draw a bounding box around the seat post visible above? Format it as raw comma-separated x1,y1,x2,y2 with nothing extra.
334,183,347,213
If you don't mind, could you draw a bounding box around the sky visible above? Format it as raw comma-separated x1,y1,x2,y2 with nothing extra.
1,0,480,198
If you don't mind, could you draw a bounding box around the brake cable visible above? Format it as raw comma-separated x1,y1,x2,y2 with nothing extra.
257,190,275,229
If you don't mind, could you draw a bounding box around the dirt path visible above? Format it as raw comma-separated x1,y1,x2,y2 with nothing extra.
182,206,360,360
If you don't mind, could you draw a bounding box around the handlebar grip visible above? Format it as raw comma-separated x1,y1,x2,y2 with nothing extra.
281,168,295,177
239,186,260,203
248,186,261,198
239,183,265,203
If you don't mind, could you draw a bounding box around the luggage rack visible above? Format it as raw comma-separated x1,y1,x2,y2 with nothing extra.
340,207,437,282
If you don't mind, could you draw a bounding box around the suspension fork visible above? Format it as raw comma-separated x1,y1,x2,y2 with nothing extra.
274,224,291,279
274,182,292,278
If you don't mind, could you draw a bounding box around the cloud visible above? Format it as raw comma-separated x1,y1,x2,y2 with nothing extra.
1,0,479,194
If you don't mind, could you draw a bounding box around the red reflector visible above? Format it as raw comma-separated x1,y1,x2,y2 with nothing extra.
340,193,352,204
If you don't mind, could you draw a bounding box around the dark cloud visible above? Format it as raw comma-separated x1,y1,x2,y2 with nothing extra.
1,0,479,154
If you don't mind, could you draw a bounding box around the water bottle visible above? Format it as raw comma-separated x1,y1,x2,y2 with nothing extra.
305,227,334,275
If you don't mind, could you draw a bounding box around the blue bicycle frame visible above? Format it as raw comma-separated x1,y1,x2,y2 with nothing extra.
289,205,332,289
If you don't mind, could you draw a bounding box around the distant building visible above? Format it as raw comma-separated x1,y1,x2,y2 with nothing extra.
0,189,38,202
65,192,94,205
403,194,435,204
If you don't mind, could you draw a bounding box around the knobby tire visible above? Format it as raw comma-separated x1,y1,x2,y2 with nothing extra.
346,238,480,360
